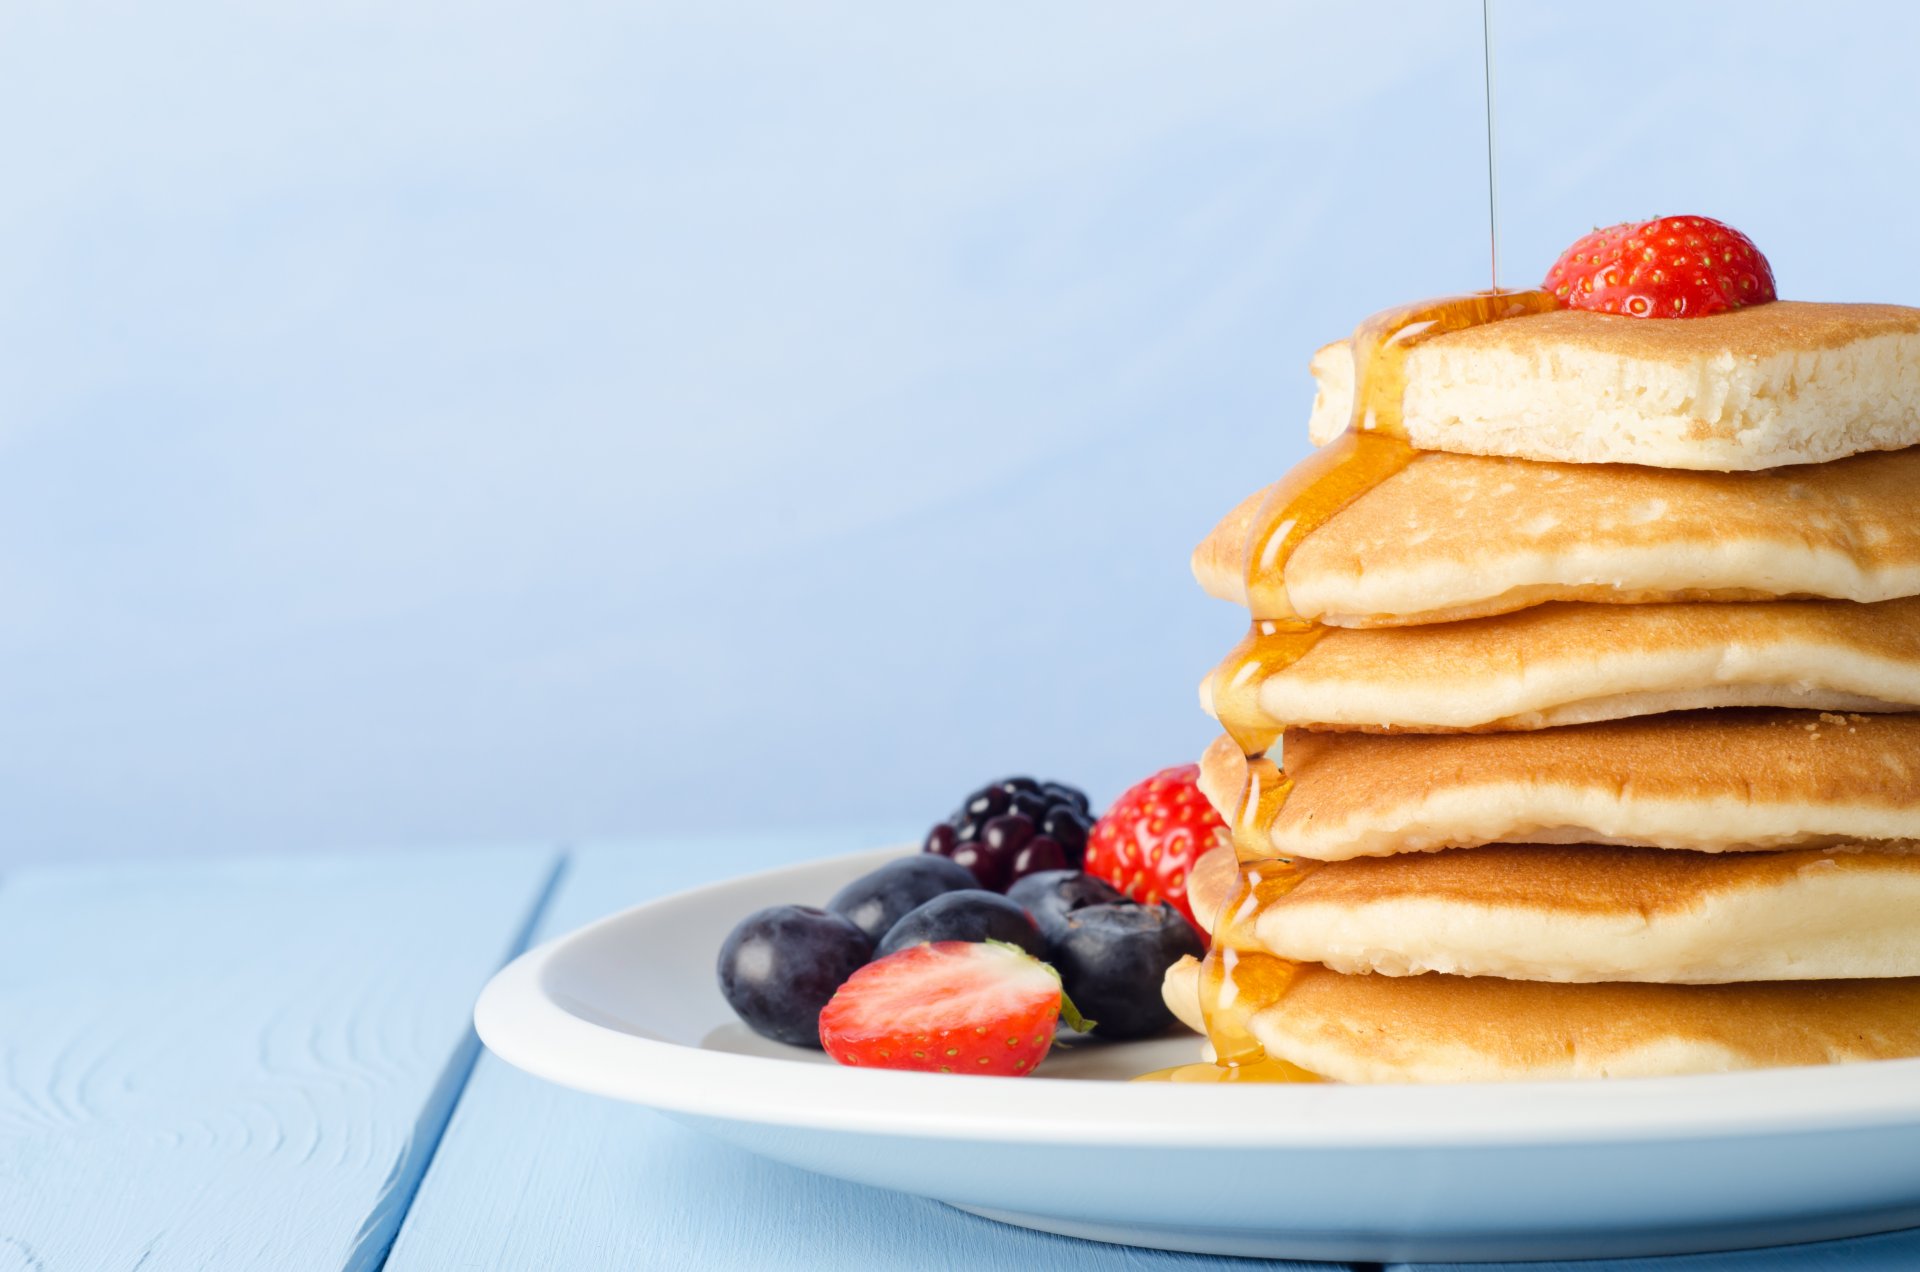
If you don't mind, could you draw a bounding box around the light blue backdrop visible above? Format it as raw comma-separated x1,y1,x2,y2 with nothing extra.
3,1,1917,864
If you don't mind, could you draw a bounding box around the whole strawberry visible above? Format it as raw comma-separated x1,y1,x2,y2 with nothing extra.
819,940,1089,1076
1544,215,1776,318
1084,763,1228,940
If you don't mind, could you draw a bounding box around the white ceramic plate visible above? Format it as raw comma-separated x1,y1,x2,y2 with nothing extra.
476,846,1920,1262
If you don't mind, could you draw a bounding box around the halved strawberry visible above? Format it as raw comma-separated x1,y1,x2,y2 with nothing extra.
1544,215,1776,318
818,940,1089,1076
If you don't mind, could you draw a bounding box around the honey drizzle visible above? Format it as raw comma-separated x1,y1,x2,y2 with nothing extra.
1229,754,1293,863
1210,290,1560,764
1240,431,1420,622
1242,290,1556,623
1208,620,1320,759
1195,857,1318,1064
1193,288,1558,1070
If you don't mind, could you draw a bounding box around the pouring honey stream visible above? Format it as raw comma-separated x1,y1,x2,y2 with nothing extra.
1175,288,1558,1081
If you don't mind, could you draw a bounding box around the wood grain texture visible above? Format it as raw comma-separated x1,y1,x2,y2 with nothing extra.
387,833,1339,1271
1391,1224,1920,1272
0,846,558,1272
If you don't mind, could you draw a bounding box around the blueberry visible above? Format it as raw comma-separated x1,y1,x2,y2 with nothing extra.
1005,870,1125,945
827,855,978,944
875,890,1045,959
1008,836,1067,882
717,905,873,1048
1050,902,1203,1040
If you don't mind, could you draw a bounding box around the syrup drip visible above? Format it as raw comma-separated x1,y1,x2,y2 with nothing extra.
1191,288,1557,1072
1195,857,1318,1064
1241,288,1561,623
1207,620,1320,759
1230,755,1294,863
1213,289,1560,772
1240,430,1421,622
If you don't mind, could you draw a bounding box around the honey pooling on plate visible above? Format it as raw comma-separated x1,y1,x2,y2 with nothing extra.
1132,1057,1322,1084
1193,289,1557,1073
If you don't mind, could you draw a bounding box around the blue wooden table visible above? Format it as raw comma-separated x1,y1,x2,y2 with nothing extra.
7,833,1918,1271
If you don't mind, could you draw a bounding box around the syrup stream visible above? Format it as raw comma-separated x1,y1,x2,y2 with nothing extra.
1482,0,1502,291
1180,0,1544,1076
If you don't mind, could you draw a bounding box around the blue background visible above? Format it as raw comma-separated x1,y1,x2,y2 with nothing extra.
4,0,1918,865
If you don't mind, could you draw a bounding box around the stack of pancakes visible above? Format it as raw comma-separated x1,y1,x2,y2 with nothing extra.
1162,300,1920,1083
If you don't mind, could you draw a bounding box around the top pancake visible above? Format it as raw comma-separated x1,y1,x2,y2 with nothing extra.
1193,445,1920,626
1307,302,1920,470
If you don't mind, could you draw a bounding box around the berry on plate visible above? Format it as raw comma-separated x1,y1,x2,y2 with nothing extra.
1050,901,1204,1040
826,855,979,945
1005,869,1126,946
924,776,1094,891
717,905,873,1048
819,940,1090,1075
1083,763,1227,938
874,889,1046,960
1544,215,1776,318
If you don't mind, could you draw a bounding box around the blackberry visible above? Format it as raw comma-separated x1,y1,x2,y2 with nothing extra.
923,775,1095,891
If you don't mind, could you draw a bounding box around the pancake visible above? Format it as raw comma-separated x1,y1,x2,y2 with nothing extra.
1305,301,1920,470
1207,843,1920,984
1199,597,1920,734
1199,710,1920,862
1193,446,1920,626
1161,957,1920,1083
1184,841,1242,936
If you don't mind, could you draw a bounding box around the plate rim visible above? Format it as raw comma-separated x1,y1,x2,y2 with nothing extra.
475,844,1920,1149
